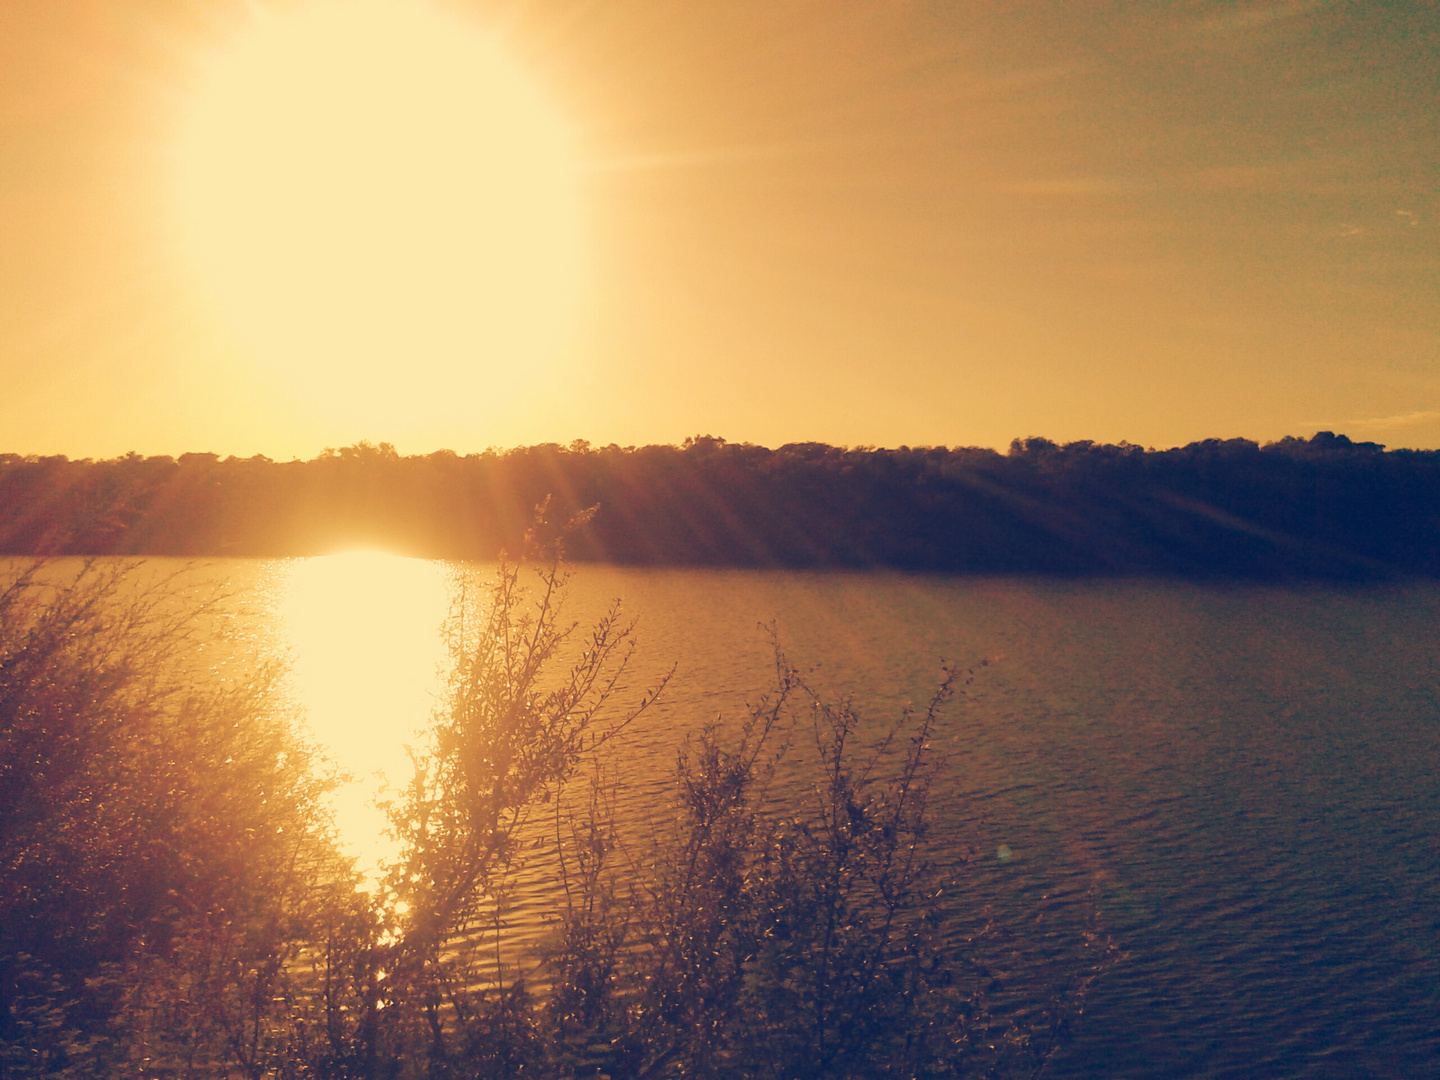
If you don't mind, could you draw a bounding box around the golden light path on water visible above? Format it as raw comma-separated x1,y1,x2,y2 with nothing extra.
279,551,453,885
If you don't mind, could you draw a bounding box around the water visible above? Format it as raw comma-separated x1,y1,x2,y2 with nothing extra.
548,569,1440,1078
51,558,1440,1077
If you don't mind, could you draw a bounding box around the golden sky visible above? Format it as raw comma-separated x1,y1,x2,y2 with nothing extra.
0,0,1435,458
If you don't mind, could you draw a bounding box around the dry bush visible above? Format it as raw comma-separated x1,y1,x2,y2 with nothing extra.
0,559,344,1078
0,545,1110,1079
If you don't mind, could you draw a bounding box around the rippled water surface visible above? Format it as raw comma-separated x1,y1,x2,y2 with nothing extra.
196,561,1440,1077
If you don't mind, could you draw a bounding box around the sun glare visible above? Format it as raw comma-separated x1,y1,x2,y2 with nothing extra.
281,551,452,880
176,0,582,431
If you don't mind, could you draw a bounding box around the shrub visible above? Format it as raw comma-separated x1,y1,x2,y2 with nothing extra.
535,649,1001,1079
0,545,1108,1078
358,532,667,1078
0,559,343,1077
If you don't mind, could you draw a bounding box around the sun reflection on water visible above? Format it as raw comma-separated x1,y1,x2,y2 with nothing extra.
280,551,452,883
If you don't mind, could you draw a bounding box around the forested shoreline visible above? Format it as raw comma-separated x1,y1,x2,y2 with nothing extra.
2,432,1437,577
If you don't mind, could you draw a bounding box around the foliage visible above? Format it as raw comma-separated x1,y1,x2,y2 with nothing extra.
356,522,669,1078
531,647,1080,1080
0,546,1111,1078
2,433,1438,576
0,559,344,1077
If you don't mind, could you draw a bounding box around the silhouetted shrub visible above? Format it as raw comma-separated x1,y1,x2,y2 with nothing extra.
0,559,344,1077
0,547,1110,1077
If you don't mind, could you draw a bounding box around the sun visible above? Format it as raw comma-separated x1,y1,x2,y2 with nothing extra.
174,0,582,434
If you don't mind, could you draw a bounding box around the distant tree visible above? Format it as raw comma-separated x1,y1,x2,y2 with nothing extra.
3,436,1440,574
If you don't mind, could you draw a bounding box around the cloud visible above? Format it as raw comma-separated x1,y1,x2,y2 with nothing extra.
964,64,1089,95
1349,410,1440,430
1176,158,1359,195
579,141,830,174
1196,0,1332,35
998,177,1147,196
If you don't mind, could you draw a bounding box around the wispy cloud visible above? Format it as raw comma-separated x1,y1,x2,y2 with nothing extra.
962,64,1089,96
1175,158,1359,195
579,141,830,174
998,176,1148,196
1349,410,1440,431
1196,0,1332,36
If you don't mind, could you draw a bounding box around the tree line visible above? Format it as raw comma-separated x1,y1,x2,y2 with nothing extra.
2,432,1436,576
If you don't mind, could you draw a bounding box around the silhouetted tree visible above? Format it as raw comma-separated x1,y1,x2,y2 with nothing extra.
3,433,1435,575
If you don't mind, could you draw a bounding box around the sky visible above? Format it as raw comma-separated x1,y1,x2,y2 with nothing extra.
0,0,1435,459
